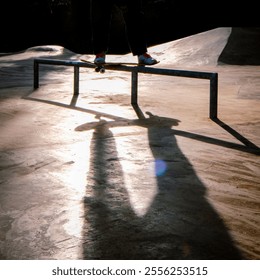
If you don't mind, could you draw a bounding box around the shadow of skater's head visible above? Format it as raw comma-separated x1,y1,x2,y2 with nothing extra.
145,111,181,128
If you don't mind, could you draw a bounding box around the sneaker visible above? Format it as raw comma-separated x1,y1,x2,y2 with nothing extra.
94,52,106,64
138,53,158,65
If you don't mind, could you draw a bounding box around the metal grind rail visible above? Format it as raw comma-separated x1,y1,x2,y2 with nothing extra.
33,58,218,119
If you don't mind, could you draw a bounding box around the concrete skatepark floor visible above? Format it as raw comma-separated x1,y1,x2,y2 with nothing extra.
0,28,259,260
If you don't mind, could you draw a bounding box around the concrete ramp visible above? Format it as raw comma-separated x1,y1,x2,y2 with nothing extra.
149,27,232,66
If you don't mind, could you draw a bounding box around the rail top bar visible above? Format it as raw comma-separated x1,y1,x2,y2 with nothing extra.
34,58,217,80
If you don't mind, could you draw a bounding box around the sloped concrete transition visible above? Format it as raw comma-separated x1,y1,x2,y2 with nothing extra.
0,28,259,259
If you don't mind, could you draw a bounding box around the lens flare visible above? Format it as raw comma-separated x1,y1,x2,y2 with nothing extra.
155,159,167,176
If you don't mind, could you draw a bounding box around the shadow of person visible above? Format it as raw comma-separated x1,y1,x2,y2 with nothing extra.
82,118,146,259
82,114,244,259
144,112,244,259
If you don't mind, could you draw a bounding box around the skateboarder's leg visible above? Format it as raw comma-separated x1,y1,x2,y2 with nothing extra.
90,0,114,55
122,0,158,65
122,0,148,56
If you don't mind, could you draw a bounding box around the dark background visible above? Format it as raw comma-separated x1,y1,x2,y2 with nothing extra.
0,0,259,55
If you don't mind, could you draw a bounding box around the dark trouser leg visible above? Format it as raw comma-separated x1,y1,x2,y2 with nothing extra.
90,0,114,54
122,0,147,56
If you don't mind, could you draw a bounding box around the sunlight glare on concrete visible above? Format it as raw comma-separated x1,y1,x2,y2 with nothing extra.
80,72,130,95
115,132,158,217
51,140,91,243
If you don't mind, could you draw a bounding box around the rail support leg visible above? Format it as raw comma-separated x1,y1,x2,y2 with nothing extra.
210,73,218,120
131,70,138,105
33,60,39,89
74,65,80,95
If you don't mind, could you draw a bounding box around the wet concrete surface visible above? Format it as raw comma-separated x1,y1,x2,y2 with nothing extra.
0,28,259,259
